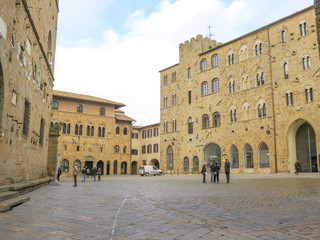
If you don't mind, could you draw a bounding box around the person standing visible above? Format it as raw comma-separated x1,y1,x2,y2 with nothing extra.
295,160,301,175
97,168,101,181
213,162,220,183
82,166,86,182
210,161,216,183
224,159,231,183
73,163,79,187
92,166,97,181
201,164,207,183
57,165,62,182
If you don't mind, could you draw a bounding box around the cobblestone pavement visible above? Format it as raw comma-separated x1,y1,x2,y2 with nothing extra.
0,173,320,240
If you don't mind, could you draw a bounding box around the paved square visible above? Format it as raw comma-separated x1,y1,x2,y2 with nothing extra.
0,174,320,240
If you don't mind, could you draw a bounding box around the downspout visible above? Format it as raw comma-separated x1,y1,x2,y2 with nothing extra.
267,27,278,173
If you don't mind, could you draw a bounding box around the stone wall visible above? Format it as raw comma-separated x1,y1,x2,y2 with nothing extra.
0,0,58,184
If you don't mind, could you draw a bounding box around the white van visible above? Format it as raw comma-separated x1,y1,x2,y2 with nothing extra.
139,165,162,176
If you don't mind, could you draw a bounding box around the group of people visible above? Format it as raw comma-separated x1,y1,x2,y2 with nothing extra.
201,159,231,184
70,164,101,187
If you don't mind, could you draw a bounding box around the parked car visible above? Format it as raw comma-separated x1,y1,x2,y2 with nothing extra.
139,165,162,176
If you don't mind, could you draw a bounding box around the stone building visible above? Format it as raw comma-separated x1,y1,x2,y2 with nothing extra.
51,90,134,177
160,4,320,174
0,0,59,184
131,123,160,174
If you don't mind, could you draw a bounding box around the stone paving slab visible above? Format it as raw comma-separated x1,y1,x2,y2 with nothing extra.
0,173,320,239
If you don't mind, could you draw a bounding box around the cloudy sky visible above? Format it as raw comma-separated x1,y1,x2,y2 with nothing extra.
54,0,313,126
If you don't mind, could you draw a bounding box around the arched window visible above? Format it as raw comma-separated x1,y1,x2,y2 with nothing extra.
213,112,220,127
202,114,209,129
62,123,67,134
114,145,119,153
188,117,193,134
61,159,69,172
102,127,105,137
98,127,102,137
229,82,232,93
167,146,174,170
123,146,127,154
164,96,168,108
172,119,176,132
66,124,71,135
116,126,120,134
305,86,313,103
256,74,261,86
227,51,235,65
281,29,286,43
123,127,127,135
259,142,269,168
299,21,308,36
261,73,265,85
52,101,58,110
113,160,118,174
212,78,219,93
87,125,90,136
230,145,239,168
184,157,189,171
200,58,207,71
193,156,199,172
91,126,94,136
163,74,168,86
75,124,79,135
286,91,293,106
242,102,250,120
164,120,168,133
211,54,219,67
232,81,236,93
99,107,105,116
244,144,254,168
302,55,311,70
77,104,83,113
283,62,289,79
201,81,209,96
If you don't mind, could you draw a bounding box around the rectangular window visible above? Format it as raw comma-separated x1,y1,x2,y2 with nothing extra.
148,129,152,138
154,144,158,153
154,128,158,137
52,101,58,110
143,160,147,165
188,91,192,104
131,149,138,155
39,118,45,146
64,145,67,151
147,145,152,153
22,100,31,136
188,67,191,79
142,130,146,139
77,146,80,152
172,71,176,82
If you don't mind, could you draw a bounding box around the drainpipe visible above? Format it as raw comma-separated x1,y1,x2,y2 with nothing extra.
267,27,278,173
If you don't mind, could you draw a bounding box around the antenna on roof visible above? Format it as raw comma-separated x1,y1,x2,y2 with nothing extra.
207,25,214,40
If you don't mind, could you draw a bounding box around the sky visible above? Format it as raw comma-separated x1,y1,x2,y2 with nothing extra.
54,0,314,126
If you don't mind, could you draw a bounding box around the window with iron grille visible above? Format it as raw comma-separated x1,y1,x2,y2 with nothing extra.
39,118,45,146
22,100,31,136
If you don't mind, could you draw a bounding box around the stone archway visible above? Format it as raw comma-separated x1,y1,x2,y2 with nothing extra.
106,161,110,175
97,160,104,175
288,119,318,173
121,161,127,174
150,159,159,169
204,143,221,166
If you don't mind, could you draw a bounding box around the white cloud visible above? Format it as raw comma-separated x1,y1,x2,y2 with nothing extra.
54,0,313,126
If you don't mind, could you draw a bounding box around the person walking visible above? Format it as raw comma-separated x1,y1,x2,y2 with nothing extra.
73,163,79,187
57,165,62,182
92,166,97,181
213,162,220,183
82,166,86,182
295,160,301,175
97,168,101,181
224,159,231,183
201,164,207,183
210,161,216,183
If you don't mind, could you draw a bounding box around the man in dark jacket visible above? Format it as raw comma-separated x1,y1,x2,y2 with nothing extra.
225,159,231,183
213,162,220,183
201,164,207,183
92,166,97,181
57,166,62,182
295,160,301,175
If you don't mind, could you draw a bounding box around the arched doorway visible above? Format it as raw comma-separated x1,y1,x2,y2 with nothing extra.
204,143,221,166
289,120,317,172
131,161,138,175
0,61,4,127
106,161,110,175
85,156,93,171
183,157,189,171
150,159,159,169
167,146,173,170
97,160,104,175
121,162,127,174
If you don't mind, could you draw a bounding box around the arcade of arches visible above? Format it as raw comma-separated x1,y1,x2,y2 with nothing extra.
165,119,318,173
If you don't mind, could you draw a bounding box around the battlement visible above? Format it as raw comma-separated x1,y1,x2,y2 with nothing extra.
179,34,219,62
